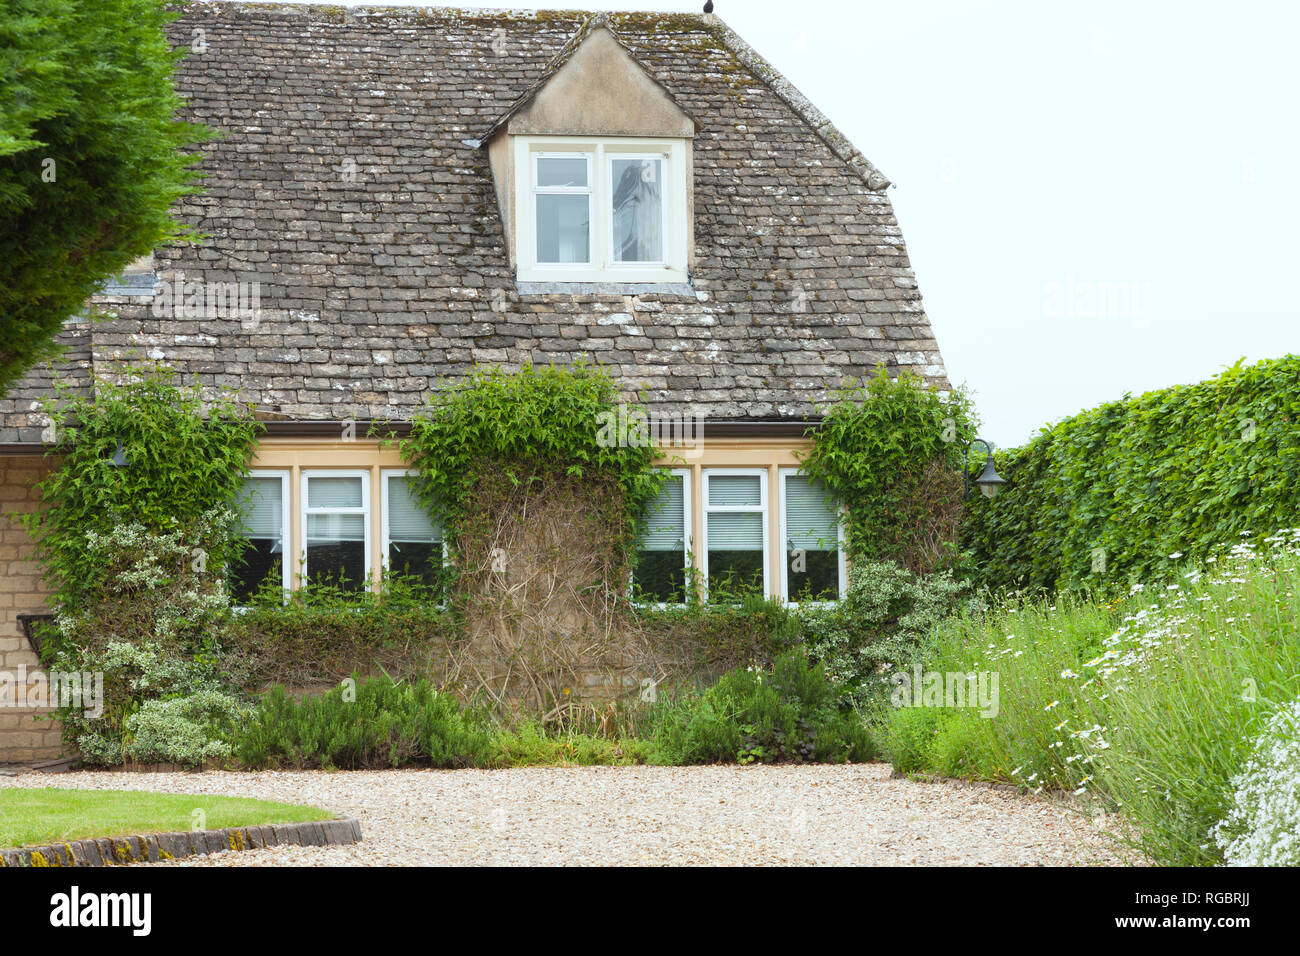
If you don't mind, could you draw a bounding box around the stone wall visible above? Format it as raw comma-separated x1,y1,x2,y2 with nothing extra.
0,456,62,763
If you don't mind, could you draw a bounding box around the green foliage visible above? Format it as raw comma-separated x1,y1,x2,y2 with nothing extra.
801,366,977,572
964,355,1300,593
799,559,981,708
0,0,208,393
489,720,658,767
637,592,803,678
233,676,495,770
122,690,247,767
884,532,1300,865
21,364,261,613
651,648,875,765
393,362,665,577
227,571,459,689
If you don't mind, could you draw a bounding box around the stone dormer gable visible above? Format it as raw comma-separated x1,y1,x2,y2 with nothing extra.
484,16,699,284
482,15,698,142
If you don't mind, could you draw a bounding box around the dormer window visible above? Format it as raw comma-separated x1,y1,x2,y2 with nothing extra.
515,136,687,283
480,17,699,288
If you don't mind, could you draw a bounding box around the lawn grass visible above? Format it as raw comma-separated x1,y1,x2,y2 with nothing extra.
0,787,333,849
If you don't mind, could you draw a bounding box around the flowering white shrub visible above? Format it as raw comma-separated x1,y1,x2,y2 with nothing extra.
1212,699,1300,866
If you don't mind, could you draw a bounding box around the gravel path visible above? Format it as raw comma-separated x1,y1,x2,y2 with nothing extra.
3,764,1134,866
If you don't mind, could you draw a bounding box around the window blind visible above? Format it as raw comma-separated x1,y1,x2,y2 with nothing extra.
307,476,363,510
238,477,283,539
708,474,761,507
638,475,684,551
387,475,441,543
785,475,838,550
306,513,365,542
707,511,763,550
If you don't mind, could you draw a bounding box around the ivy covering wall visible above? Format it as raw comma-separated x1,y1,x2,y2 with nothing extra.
963,355,1300,593
800,367,978,574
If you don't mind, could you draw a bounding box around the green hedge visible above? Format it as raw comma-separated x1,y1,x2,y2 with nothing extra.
964,355,1300,592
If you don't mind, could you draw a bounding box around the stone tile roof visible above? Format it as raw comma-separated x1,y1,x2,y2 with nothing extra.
0,2,949,442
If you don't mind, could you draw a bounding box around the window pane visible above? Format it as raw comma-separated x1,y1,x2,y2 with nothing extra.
386,474,442,590
784,475,839,600
307,476,362,509
307,513,365,541
536,194,590,263
637,475,684,551
537,156,588,188
784,476,838,551
708,475,761,507
305,540,366,591
787,549,838,601
238,476,283,537
306,513,366,589
707,511,762,550
707,548,764,599
612,157,663,263
387,475,440,543
233,476,283,602
634,474,686,602
233,538,282,604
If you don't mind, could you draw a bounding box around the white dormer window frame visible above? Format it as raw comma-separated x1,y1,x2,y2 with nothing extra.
514,135,688,284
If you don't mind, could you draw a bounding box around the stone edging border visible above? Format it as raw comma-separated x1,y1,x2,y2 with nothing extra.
0,817,362,867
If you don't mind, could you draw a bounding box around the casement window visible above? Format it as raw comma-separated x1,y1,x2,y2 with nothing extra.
779,471,846,603
702,469,768,600
633,468,691,603
301,470,370,591
381,470,445,591
515,137,688,284
232,470,290,602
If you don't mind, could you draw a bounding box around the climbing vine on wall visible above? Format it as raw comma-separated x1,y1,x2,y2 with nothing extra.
800,366,978,574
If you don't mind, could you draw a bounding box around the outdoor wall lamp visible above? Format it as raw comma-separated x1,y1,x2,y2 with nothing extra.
965,439,1005,499
109,439,128,468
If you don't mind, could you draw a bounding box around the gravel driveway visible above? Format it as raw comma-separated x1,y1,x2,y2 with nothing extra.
4,764,1134,866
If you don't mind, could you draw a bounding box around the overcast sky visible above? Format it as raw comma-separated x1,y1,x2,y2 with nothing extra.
256,0,1299,447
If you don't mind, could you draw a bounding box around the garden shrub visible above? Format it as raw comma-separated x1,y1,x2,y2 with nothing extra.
651,648,875,765
963,354,1300,593
51,513,245,766
227,572,459,690
122,690,247,767
234,676,494,770
798,559,980,708
801,366,977,573
636,592,802,684
886,529,1300,865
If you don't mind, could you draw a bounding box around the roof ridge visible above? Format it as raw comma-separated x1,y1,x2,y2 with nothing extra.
706,15,891,191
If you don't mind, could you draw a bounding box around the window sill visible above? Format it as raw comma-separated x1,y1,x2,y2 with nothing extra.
516,280,696,298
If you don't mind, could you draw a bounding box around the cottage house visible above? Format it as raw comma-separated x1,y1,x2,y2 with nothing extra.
0,3,948,761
